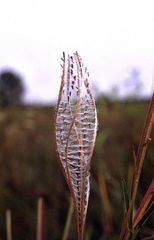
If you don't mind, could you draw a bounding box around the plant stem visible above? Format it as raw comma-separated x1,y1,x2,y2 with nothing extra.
62,198,74,240
6,209,12,240
119,94,154,240
36,197,45,240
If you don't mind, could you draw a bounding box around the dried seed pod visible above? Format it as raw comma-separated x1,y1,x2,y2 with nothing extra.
55,52,97,240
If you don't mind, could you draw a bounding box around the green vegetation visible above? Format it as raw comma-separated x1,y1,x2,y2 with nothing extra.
0,97,154,239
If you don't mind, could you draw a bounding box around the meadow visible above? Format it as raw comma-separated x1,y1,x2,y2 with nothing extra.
0,96,153,240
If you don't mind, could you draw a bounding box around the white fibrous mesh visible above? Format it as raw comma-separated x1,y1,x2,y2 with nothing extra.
55,52,97,237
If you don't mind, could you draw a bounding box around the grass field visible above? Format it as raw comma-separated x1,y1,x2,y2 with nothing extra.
0,97,153,239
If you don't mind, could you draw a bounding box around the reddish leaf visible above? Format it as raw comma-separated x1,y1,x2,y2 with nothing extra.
133,179,154,228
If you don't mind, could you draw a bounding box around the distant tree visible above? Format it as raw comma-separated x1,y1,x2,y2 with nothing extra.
124,68,143,98
109,85,120,100
0,70,24,108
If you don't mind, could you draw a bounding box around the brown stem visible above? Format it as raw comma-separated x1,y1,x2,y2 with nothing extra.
36,197,45,240
6,209,12,240
119,94,154,240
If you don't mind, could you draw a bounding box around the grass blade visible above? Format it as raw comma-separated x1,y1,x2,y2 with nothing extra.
119,93,154,240
122,179,130,214
128,228,140,240
98,174,112,222
36,197,45,240
6,209,12,240
133,179,154,228
62,198,74,240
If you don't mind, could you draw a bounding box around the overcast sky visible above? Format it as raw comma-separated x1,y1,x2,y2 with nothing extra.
0,0,154,103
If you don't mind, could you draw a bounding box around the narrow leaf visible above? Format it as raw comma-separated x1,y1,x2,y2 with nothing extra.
36,197,45,240
122,179,130,214
98,174,112,223
119,94,154,240
6,209,12,240
133,179,154,228
128,228,140,240
122,178,133,230
62,198,74,240
140,210,154,228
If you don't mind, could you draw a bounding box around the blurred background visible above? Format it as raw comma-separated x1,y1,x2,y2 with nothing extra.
0,0,154,239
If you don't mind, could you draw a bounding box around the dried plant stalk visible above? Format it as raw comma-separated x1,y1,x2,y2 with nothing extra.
36,197,45,240
62,198,74,240
133,179,154,228
55,52,97,240
119,93,154,240
6,209,12,240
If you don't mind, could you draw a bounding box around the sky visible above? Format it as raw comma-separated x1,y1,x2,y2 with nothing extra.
0,0,154,103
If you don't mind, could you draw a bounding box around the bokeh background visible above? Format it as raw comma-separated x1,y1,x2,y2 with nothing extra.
0,0,154,239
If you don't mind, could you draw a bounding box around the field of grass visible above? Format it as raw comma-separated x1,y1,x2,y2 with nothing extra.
0,97,153,239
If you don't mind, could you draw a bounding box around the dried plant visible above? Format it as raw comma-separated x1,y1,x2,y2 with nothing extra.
119,93,154,240
55,52,98,240
6,209,13,240
36,198,45,240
